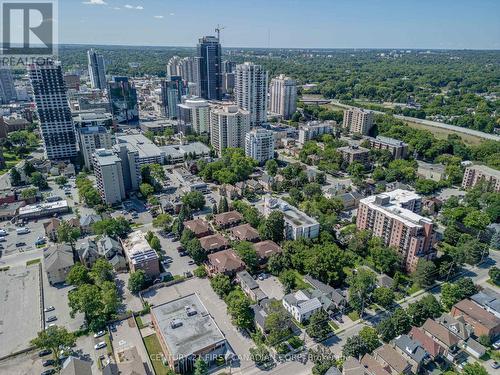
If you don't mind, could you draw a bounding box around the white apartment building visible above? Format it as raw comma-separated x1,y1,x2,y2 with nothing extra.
235,62,268,126
245,128,275,163
298,121,335,144
343,108,374,135
28,62,78,160
92,149,126,204
269,74,297,120
210,104,250,156
115,130,165,165
166,56,183,79
258,196,320,240
184,98,210,134
78,126,115,169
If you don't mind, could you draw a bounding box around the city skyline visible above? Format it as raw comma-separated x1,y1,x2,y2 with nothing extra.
60,0,500,50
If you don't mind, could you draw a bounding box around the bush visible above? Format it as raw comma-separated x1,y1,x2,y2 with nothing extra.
194,266,207,278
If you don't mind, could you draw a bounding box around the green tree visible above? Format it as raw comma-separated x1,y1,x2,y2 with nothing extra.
306,309,332,341
234,241,259,272
193,358,208,375
463,210,490,233
128,270,147,294
10,168,21,186
89,258,114,285
225,289,253,329
348,269,376,316
370,246,401,276
20,187,38,200
359,326,381,352
66,263,90,286
186,238,206,264
376,317,396,342
68,283,106,331
441,278,477,310
461,363,489,375
249,345,271,366
342,335,368,359
55,176,68,186
152,213,173,230
259,211,284,243
489,266,500,286
407,295,442,326
57,220,81,249
348,230,372,257
210,274,233,298
391,308,411,335
279,269,297,294
413,259,437,289
373,287,395,309
30,326,76,363
30,172,48,189
218,196,229,213
193,266,207,278
92,217,131,238
182,191,206,211
139,183,154,198
265,159,278,176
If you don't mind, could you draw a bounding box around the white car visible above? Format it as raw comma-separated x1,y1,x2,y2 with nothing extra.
0,229,7,236
44,306,55,312
93,330,105,338
94,342,106,350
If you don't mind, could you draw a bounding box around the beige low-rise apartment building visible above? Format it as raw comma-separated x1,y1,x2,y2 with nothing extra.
121,230,159,277
461,164,500,192
356,189,435,272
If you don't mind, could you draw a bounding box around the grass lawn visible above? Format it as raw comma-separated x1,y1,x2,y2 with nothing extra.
136,316,147,329
144,334,169,375
290,270,310,291
407,283,422,295
347,311,360,321
26,258,41,266
104,333,113,356
328,321,339,331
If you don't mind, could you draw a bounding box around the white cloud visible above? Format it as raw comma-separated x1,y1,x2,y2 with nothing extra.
169,12,175,16
82,0,107,5
113,7,121,10
154,15,164,19
124,4,143,10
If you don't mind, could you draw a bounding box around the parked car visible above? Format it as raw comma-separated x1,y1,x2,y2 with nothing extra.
492,361,500,370
38,349,52,357
93,330,106,338
0,237,6,242
188,260,195,265
45,316,57,323
493,339,500,350
41,370,55,375
179,251,187,257
16,227,30,235
0,229,7,236
42,359,55,367
176,246,185,252
94,341,106,350
16,242,26,247
258,273,268,280
44,306,55,312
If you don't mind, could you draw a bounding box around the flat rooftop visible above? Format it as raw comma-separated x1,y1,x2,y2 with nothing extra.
374,135,408,147
260,196,319,227
116,131,164,159
19,200,68,215
94,149,121,166
79,126,108,135
160,142,210,158
468,164,500,178
151,293,225,358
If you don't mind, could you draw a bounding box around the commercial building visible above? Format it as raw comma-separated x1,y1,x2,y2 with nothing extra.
151,293,228,373
269,74,297,120
245,128,275,163
115,131,165,165
338,145,370,166
259,196,320,240
108,76,139,124
298,121,335,144
92,149,126,204
356,189,434,272
0,66,17,104
161,142,210,164
197,36,222,100
462,164,500,192
18,200,69,219
343,108,374,135
235,62,268,126
87,49,107,90
121,230,159,277
209,104,250,156
368,136,408,159
28,61,78,160
78,126,115,169
282,290,323,323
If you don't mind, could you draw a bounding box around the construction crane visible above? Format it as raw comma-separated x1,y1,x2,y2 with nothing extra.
215,24,225,41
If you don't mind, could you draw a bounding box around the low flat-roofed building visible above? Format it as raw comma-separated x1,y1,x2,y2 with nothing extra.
462,164,500,192
199,234,229,253
417,161,446,182
184,218,212,238
121,230,159,277
18,200,69,219
230,223,260,242
161,142,211,164
451,299,500,338
214,211,243,229
258,196,319,240
0,201,25,221
151,293,228,374
140,119,176,133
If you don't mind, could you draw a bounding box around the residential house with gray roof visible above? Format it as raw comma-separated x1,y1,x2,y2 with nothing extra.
44,244,75,285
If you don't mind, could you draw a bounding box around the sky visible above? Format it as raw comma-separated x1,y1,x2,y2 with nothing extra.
58,0,500,49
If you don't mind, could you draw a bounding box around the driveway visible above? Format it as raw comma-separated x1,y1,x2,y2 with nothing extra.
115,273,144,313
257,276,285,300
110,317,154,375
0,265,41,358
142,277,254,372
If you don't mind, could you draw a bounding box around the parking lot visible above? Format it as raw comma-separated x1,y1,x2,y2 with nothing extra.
110,318,154,375
155,230,197,277
0,350,45,375
142,277,254,371
0,265,41,358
